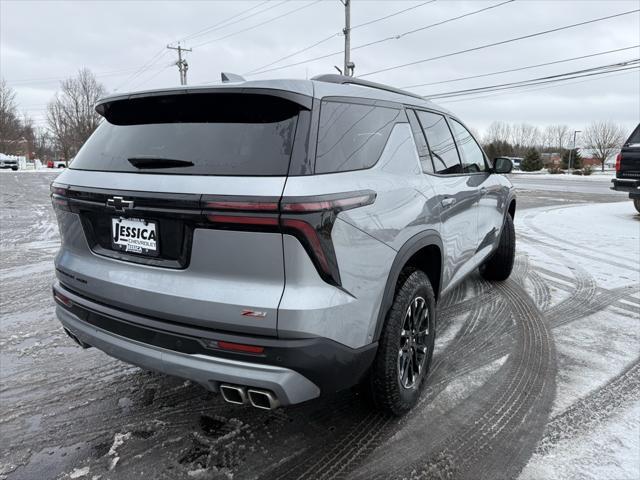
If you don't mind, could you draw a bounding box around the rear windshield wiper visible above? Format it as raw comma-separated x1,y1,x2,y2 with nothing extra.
127,157,194,169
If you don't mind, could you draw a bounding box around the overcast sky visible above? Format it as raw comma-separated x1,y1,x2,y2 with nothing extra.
2,0,639,139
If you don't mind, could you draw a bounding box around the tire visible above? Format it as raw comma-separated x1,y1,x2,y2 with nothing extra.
480,213,515,281
58,164,65,168
369,269,436,416
633,198,640,214
11,166,17,171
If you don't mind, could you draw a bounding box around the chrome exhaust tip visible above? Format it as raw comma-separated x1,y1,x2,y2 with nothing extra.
247,389,280,410
63,328,92,349
220,384,248,405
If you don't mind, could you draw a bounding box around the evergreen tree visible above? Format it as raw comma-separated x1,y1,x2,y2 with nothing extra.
521,148,543,171
561,148,582,169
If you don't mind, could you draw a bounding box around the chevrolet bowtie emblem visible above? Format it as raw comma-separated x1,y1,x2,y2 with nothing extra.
106,196,134,212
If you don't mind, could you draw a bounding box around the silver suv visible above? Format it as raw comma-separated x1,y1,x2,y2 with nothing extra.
51,75,515,415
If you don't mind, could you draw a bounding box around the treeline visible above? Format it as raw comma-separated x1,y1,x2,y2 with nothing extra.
481,120,628,171
1,68,105,161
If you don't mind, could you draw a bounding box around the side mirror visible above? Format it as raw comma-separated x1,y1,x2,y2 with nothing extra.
493,157,513,174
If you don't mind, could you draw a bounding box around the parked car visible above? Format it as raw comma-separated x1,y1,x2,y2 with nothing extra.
51,75,516,415
48,159,68,168
495,156,522,171
611,124,640,212
0,156,19,170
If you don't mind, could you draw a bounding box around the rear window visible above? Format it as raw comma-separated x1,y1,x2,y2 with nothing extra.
71,93,302,176
626,124,640,145
315,100,402,173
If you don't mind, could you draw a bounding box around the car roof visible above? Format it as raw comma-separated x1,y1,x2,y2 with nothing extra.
95,76,450,115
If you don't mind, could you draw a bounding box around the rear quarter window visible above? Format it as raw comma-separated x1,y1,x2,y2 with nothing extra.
315,100,402,174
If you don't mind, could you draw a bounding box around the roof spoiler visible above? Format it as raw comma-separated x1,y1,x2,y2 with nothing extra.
312,74,425,101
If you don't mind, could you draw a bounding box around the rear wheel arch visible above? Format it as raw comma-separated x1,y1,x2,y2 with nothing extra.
373,231,443,342
508,198,516,219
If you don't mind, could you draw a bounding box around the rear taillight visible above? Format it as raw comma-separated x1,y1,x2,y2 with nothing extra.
53,290,73,307
615,152,622,172
50,183,71,211
203,191,376,286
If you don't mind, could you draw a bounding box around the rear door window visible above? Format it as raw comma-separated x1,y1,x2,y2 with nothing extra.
315,100,402,173
415,111,462,175
449,118,487,173
70,93,301,176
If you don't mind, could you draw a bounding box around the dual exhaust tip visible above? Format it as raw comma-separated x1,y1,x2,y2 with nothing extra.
220,384,280,410
63,327,92,349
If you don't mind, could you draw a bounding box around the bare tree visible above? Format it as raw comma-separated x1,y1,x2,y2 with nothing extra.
483,121,512,144
583,121,626,172
0,79,23,153
510,123,539,156
549,124,570,151
47,68,106,163
539,124,570,152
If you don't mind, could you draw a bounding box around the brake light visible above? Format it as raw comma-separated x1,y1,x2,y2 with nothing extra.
203,191,376,286
280,193,375,213
50,183,71,211
206,215,279,227
616,152,622,172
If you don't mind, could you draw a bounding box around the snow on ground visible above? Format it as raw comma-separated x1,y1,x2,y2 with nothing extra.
520,401,640,480
1,174,639,480
510,171,616,180
517,201,640,289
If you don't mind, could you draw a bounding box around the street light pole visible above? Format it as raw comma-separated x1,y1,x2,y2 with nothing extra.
568,130,581,172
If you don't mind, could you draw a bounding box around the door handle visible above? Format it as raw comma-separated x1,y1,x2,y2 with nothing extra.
441,197,456,208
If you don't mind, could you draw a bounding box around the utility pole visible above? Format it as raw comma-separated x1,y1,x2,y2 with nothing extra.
167,44,192,85
342,0,354,76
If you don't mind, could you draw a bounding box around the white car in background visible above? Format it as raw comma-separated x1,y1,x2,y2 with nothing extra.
495,156,522,171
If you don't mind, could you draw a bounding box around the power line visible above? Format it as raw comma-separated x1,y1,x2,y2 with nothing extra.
351,0,437,30
359,8,640,78
427,60,639,100
129,64,174,91
245,0,437,75
438,68,639,105
9,65,156,86
113,48,168,91
246,0,515,76
191,0,322,49
175,0,273,44
245,32,341,75
402,45,640,89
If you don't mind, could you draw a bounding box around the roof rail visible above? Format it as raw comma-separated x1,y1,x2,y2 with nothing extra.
311,74,425,101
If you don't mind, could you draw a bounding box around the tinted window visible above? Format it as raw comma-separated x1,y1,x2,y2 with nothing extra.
71,94,300,176
416,111,462,175
449,119,487,173
626,124,640,145
406,109,433,173
315,101,401,173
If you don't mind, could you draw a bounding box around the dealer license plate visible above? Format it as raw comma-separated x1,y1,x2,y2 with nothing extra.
111,217,159,256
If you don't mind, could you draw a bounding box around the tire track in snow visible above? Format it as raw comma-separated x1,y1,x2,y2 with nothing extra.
536,357,640,454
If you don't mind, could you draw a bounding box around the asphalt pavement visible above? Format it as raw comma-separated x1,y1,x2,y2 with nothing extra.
1,171,638,480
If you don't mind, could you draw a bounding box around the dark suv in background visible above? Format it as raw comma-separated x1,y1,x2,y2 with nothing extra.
51,74,515,415
611,123,640,212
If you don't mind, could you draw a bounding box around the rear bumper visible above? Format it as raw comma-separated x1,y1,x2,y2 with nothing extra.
611,178,640,197
53,282,377,405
